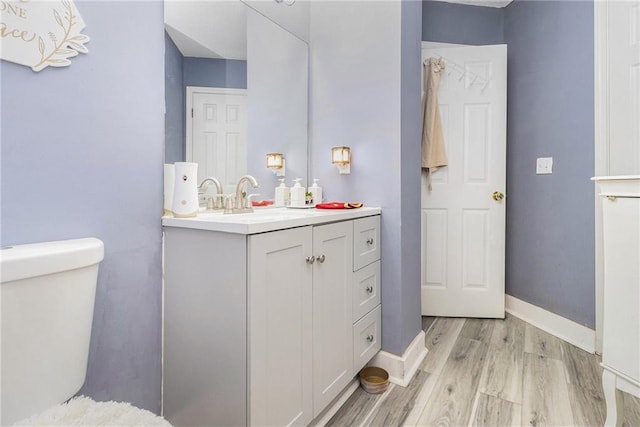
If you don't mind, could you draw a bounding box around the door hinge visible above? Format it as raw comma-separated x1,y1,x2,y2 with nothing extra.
191,108,194,118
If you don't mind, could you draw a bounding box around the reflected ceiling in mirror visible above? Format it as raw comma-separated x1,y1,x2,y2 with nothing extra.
165,1,247,60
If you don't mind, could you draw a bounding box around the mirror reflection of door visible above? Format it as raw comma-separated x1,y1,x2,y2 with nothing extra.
187,87,247,194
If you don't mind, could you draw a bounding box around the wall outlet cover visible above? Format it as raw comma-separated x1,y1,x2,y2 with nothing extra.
536,157,553,174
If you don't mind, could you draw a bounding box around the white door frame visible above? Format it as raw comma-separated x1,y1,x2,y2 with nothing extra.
185,86,247,163
594,0,610,355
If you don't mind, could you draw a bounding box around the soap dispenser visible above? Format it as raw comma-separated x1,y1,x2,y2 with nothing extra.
290,178,305,207
275,178,290,207
308,179,322,207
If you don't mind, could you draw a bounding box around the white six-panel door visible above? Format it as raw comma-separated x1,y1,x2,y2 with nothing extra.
186,87,247,194
421,44,507,318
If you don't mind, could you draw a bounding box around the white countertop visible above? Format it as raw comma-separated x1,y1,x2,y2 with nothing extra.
162,206,381,234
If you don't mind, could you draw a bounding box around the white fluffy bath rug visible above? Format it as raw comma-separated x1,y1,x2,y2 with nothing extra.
13,396,173,426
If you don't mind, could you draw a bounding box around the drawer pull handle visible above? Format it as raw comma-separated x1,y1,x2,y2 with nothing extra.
317,254,326,263
366,286,374,293
366,237,374,245
305,256,315,264
366,334,374,342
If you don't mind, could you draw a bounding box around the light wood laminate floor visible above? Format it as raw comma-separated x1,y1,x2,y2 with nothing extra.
327,315,640,426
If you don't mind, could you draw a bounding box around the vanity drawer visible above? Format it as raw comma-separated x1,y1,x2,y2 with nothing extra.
353,260,381,322
353,216,380,271
353,305,381,373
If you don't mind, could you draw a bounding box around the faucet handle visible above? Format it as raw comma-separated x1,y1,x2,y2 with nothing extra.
246,193,261,208
213,193,226,209
224,195,235,214
206,195,216,211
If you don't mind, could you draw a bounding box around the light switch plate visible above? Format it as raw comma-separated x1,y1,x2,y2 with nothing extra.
536,157,553,175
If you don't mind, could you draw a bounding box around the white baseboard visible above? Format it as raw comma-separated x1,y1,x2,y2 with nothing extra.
368,330,427,387
506,295,596,353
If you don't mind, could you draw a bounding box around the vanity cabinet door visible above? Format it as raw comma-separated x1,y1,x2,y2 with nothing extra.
248,226,313,427
312,221,354,416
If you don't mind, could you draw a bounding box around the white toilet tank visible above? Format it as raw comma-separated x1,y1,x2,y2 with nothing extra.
0,238,104,426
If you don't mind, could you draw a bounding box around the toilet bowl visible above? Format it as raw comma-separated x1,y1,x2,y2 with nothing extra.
0,238,103,426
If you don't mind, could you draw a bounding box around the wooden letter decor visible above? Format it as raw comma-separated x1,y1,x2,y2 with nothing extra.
0,0,89,72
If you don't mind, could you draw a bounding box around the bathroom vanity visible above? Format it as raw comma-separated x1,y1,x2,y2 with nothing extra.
162,208,381,426
594,176,640,426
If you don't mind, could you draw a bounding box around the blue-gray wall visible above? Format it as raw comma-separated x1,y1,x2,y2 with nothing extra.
310,0,423,355
504,0,595,327
183,57,247,89
423,0,504,45
163,32,248,163
400,0,424,355
165,33,184,164
0,1,165,413
421,0,595,328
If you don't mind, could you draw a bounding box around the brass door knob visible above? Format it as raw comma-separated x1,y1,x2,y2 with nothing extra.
492,191,505,201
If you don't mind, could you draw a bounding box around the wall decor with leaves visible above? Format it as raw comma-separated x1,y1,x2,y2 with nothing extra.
1,0,89,72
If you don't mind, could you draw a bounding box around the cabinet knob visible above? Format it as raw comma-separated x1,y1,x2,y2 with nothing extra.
366,286,374,293
317,254,326,263
366,237,374,245
305,255,315,264
366,334,374,342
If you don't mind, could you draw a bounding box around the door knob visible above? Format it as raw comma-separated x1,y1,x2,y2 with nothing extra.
366,286,374,293
492,191,505,201
317,254,326,263
366,237,374,245
305,256,315,264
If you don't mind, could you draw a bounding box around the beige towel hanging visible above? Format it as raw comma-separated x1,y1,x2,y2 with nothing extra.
421,57,447,190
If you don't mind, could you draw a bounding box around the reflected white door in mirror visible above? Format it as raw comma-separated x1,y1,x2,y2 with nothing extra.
186,87,247,195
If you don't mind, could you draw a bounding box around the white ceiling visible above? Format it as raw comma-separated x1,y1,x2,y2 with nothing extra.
430,0,513,8
164,1,247,60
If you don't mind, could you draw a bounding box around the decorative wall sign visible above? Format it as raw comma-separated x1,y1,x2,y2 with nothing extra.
0,0,89,72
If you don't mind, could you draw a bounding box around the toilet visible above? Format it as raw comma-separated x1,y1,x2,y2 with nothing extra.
0,238,103,425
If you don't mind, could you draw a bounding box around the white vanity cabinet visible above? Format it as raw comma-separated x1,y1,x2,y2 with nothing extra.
163,209,381,427
594,176,640,426
309,222,354,417
351,216,382,373
248,221,354,425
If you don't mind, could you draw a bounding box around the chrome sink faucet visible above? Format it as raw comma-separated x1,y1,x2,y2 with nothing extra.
233,175,259,213
198,177,224,210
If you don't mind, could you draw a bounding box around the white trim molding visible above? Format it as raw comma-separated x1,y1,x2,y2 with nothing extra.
368,330,428,387
506,295,596,353
593,0,610,356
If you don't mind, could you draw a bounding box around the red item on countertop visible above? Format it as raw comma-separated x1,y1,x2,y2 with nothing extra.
251,200,274,207
315,202,363,209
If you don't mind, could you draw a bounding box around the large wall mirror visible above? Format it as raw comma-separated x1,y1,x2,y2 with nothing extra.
164,0,309,197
